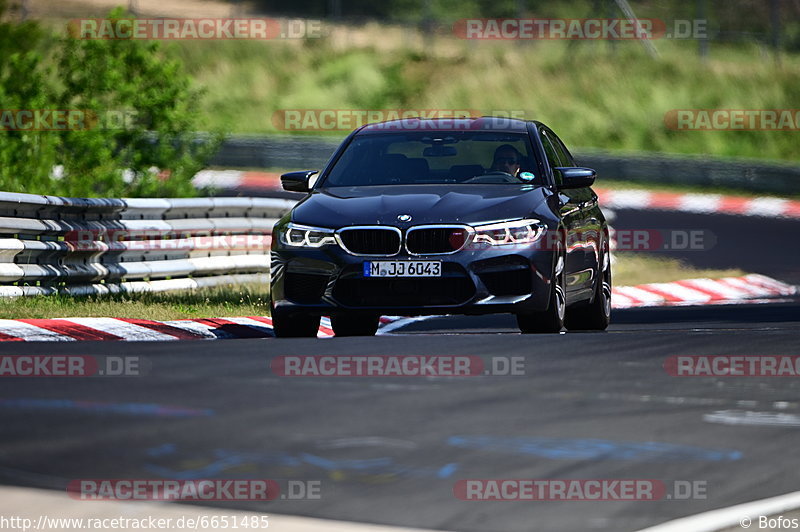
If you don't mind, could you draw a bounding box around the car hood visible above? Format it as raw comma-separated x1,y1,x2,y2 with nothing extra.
291,184,553,227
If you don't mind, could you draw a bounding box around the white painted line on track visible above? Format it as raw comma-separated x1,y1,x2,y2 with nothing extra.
703,410,800,427
637,489,800,532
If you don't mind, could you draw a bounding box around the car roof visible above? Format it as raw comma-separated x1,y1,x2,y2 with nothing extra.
356,116,538,135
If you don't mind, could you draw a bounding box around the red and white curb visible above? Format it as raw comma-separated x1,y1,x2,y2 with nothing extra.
595,188,800,219
0,275,793,341
0,315,407,342
0,316,327,342
612,273,796,309
193,169,282,190
193,170,800,220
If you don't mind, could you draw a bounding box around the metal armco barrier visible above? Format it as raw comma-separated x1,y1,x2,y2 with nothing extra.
0,192,296,297
208,135,800,196
209,135,342,170
575,149,800,196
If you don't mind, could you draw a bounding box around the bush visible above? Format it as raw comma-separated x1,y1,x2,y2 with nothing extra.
0,4,219,198
0,3,59,194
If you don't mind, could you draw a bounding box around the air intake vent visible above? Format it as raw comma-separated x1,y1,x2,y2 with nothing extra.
406,226,469,255
338,227,401,256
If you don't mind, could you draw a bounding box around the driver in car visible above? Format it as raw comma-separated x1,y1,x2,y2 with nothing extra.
490,145,523,177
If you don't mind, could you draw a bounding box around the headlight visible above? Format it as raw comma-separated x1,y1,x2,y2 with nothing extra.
280,223,337,247
472,219,545,246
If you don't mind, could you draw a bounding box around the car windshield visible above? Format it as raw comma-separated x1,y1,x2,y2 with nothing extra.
321,131,540,187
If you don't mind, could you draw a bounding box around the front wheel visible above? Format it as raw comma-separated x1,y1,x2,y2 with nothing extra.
331,314,380,337
516,252,566,334
565,251,611,331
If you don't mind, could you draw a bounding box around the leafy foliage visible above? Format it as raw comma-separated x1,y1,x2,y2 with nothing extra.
0,4,218,197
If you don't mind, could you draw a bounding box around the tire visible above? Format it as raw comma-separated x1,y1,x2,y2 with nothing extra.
331,314,380,337
516,250,566,334
565,249,611,331
271,303,320,338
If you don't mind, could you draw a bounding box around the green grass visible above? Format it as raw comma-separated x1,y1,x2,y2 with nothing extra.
0,256,747,319
0,284,270,320
612,253,745,286
158,28,800,162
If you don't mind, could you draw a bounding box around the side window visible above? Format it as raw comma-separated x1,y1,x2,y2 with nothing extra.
547,128,575,167
539,129,564,169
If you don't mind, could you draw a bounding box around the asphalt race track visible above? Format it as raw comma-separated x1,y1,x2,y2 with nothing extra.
1,300,799,532
0,207,798,531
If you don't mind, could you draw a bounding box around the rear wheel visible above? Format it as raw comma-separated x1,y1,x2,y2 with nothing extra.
331,313,380,337
516,251,566,334
565,250,611,331
271,303,320,338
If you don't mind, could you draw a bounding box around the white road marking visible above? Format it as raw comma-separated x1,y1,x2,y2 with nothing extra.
637,489,800,532
703,410,800,427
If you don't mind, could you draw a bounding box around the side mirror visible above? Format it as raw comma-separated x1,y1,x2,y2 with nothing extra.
555,167,596,189
280,170,318,193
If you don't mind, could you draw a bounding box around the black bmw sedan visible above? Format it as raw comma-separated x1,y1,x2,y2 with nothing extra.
270,117,611,337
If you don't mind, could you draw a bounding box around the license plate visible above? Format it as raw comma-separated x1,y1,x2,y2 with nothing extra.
363,261,442,278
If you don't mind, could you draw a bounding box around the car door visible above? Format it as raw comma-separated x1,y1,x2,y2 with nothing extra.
545,127,600,298
538,127,587,300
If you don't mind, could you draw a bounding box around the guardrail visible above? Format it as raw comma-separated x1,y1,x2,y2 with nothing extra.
208,135,800,196
0,192,296,297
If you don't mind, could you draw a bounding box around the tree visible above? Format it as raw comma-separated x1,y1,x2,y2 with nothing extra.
0,4,219,197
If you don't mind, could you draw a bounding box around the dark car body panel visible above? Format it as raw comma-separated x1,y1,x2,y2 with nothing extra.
290,185,553,227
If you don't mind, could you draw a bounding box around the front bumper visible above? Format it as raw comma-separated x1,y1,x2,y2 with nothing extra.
270,237,557,317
